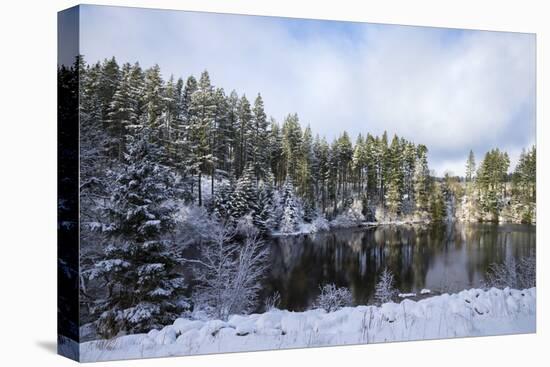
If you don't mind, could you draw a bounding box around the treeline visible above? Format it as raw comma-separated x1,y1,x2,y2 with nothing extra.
74,56,447,231
457,146,536,223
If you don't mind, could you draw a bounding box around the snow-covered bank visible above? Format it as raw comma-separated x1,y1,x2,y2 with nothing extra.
271,218,432,237
81,287,536,362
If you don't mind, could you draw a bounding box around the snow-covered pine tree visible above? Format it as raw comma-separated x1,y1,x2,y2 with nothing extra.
250,93,270,183
429,183,447,223
282,114,303,183
413,144,431,215
312,134,330,213
466,149,476,184
161,75,181,156
142,64,164,133
80,60,109,195
213,88,232,181
278,177,303,233
188,70,216,206
299,125,315,213
402,141,417,215
225,90,240,177
211,179,234,221
476,149,510,220
254,171,276,233
97,57,120,122
228,164,258,221
385,135,404,217
171,75,197,181
88,128,187,338
106,63,141,160
235,94,253,178
269,120,285,187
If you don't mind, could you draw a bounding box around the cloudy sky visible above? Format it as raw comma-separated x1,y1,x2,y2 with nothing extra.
78,5,536,177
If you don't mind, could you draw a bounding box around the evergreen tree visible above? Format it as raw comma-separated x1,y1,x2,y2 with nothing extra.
386,135,405,217
364,133,379,204
97,57,120,121
378,131,389,202
336,132,353,208
352,134,368,193
282,113,303,182
225,90,240,177
278,178,303,233
235,95,253,178
211,179,235,221
402,141,417,214
142,64,164,134
298,125,315,207
229,164,258,220
512,146,536,222
251,93,270,183
313,135,330,213
89,128,186,337
466,150,476,183
255,172,276,233
414,144,430,214
213,88,232,179
476,149,510,220
429,183,447,223
106,63,141,159
181,75,198,123
172,75,197,178
269,120,285,187
188,70,216,206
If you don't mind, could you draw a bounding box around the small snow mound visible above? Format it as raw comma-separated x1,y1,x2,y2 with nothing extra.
154,326,177,345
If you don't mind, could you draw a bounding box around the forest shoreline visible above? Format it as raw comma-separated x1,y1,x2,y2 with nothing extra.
269,217,535,238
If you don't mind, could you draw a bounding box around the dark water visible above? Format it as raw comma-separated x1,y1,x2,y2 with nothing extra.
260,222,535,311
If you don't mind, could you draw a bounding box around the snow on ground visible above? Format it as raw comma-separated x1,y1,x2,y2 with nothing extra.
398,292,417,298
81,287,536,362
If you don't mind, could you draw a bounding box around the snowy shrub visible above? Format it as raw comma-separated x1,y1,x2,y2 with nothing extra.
175,205,218,245
330,199,365,228
330,214,355,228
374,268,397,304
314,284,353,312
310,214,330,233
193,224,269,320
235,214,256,236
264,291,281,311
348,199,365,222
485,253,536,289
375,205,389,223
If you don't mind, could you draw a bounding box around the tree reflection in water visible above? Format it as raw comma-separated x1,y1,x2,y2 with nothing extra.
260,222,535,311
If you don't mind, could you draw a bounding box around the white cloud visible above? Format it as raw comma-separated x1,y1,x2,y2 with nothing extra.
80,6,535,177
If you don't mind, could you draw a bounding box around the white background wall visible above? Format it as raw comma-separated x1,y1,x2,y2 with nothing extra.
0,1,547,366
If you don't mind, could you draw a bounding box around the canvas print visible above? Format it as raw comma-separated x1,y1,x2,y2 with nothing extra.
57,5,536,362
